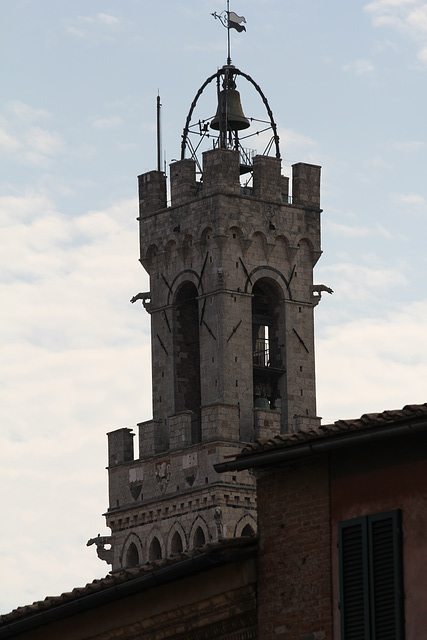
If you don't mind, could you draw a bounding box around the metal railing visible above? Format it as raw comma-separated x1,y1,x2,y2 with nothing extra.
253,338,270,367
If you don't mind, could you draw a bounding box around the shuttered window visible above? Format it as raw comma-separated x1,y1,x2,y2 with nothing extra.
338,510,404,640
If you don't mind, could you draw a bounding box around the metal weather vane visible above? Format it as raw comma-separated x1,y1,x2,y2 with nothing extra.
179,3,279,180
212,1,246,65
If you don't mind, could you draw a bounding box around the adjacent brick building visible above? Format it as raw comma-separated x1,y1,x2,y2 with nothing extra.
3,404,426,639
217,402,427,640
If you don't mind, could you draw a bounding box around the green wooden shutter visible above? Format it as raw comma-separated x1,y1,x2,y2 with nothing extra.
339,510,404,640
338,516,370,640
368,510,404,640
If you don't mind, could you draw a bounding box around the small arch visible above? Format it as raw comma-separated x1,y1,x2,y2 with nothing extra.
120,532,143,569
229,225,245,243
193,526,206,548
241,524,255,537
165,239,177,255
167,521,188,555
250,231,268,261
296,237,314,253
183,234,193,248
234,513,257,538
148,536,162,561
244,265,289,297
181,234,194,263
189,516,210,548
169,269,202,305
171,531,184,555
126,542,140,567
145,244,158,261
273,234,291,261
200,226,213,247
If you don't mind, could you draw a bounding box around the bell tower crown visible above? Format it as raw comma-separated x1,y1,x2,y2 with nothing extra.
103,62,324,573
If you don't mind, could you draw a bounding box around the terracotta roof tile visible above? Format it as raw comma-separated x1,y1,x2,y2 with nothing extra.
239,403,427,457
0,538,256,627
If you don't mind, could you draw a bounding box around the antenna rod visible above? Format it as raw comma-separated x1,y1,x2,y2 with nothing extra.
156,93,162,172
227,0,231,65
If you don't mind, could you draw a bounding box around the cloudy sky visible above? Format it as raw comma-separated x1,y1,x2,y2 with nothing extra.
1,0,427,614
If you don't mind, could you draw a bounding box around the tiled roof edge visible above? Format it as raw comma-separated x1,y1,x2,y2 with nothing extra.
238,402,427,457
0,537,257,633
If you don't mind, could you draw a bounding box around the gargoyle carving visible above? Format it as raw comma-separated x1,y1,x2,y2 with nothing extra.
130,291,151,311
87,534,113,565
311,284,333,306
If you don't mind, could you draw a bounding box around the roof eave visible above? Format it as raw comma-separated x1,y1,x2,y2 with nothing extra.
215,419,427,473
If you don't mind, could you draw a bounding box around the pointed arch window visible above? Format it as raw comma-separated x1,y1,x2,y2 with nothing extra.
193,526,206,548
241,524,255,537
126,542,139,568
171,531,183,555
174,282,201,442
148,536,162,561
252,278,285,410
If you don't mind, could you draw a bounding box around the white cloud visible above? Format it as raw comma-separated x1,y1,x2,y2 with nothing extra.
66,13,120,40
367,154,392,169
364,0,427,63
279,128,318,167
407,4,427,32
392,140,424,152
316,260,408,305
0,192,150,612
392,191,427,206
0,127,21,153
342,58,375,76
7,100,51,123
325,221,393,238
92,116,124,130
418,43,427,60
317,299,427,423
97,13,120,26
365,0,418,12
25,126,64,157
0,101,65,166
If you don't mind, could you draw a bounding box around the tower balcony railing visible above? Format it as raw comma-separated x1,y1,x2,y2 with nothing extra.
253,338,270,368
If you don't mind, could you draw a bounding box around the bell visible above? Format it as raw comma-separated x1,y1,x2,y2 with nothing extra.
254,397,271,409
210,89,250,132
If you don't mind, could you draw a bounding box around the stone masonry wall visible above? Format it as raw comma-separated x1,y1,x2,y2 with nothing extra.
105,148,323,572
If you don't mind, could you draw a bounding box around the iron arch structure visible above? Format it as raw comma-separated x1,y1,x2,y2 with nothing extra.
180,65,281,177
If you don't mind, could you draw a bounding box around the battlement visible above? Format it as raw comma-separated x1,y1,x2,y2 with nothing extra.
108,428,134,467
138,149,321,217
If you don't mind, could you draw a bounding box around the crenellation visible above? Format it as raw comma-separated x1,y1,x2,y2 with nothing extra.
252,155,282,201
292,162,321,208
138,170,167,217
170,159,197,206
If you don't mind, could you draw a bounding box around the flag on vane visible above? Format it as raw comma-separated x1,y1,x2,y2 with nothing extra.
228,11,246,32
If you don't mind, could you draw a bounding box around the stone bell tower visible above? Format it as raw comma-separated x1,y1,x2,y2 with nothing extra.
100,65,324,572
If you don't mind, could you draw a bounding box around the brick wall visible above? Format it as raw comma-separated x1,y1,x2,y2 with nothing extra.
257,458,333,640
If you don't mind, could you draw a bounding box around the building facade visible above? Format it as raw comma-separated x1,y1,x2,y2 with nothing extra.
3,404,426,639
217,402,427,640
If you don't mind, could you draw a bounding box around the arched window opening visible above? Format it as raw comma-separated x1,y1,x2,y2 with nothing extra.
148,537,162,561
252,279,285,410
126,542,139,567
193,526,206,548
241,524,255,537
171,531,183,555
174,282,201,443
